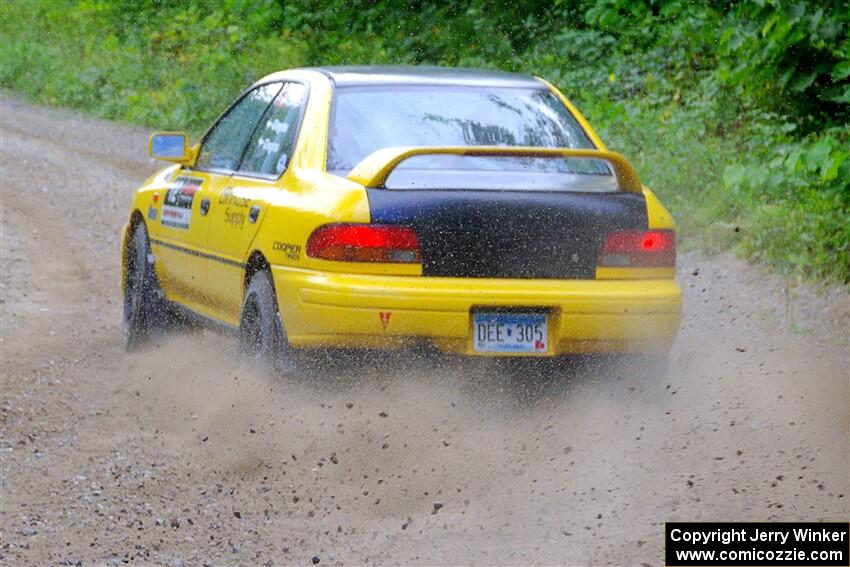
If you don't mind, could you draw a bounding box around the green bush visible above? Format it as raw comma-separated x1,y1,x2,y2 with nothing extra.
717,0,850,130
1,0,847,281
722,125,849,280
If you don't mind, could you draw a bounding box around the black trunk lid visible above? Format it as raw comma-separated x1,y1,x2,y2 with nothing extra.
366,189,648,279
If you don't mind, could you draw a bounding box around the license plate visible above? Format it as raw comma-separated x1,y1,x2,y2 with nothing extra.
472,312,548,354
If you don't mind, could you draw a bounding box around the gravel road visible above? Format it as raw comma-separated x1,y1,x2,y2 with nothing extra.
1,93,848,566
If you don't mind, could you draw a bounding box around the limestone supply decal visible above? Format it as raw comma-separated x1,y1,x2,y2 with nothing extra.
666,522,849,566
161,177,202,230
218,187,250,229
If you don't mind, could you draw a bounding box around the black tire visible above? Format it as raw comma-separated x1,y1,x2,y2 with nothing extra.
123,222,166,349
239,270,298,374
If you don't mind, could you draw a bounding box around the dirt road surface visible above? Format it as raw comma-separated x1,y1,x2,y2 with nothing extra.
1,94,848,566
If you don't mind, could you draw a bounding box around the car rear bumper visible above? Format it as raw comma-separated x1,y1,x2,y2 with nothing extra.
272,266,682,355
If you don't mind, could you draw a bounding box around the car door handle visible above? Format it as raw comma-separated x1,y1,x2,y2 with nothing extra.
199,198,211,216
248,205,261,224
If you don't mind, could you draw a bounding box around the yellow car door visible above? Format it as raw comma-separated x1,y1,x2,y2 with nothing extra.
205,81,309,324
149,168,216,311
173,82,283,321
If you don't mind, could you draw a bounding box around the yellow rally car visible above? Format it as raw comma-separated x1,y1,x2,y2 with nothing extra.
122,66,682,369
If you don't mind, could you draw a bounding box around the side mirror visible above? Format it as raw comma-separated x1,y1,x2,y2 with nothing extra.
148,132,191,164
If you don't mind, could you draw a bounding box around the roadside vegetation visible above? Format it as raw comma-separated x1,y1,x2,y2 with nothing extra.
1,0,848,282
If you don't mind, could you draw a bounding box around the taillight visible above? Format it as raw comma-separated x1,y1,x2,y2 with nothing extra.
598,230,675,267
306,223,421,263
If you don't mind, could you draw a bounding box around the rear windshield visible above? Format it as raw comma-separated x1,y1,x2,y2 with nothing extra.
327,85,615,191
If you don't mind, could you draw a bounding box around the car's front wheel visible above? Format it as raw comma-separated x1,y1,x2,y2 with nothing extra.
239,270,299,374
123,222,166,350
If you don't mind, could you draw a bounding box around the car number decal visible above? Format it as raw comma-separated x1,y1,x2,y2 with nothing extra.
161,176,202,230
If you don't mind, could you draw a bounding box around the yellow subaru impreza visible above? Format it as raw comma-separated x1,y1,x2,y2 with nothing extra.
122,66,682,370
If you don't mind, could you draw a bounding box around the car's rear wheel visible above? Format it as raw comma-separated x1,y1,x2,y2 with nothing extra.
239,270,299,374
123,222,166,350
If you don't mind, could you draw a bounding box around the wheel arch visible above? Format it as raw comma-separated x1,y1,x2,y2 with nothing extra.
121,210,146,293
243,250,272,297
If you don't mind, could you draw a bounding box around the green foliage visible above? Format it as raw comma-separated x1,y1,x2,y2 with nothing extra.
721,124,849,280
718,0,850,129
1,0,847,281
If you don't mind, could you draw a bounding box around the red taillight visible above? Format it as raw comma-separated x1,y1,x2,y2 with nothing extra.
598,230,675,267
306,223,421,263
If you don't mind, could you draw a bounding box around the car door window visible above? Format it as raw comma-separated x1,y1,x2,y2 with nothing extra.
238,82,308,177
195,82,283,172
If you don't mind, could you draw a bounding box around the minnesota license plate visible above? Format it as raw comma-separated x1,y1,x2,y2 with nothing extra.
472,312,548,354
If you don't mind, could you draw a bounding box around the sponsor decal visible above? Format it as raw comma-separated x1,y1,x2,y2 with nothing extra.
161,177,202,230
268,118,289,135
147,205,158,220
272,241,301,260
379,311,392,330
256,137,280,155
218,187,249,229
275,153,289,175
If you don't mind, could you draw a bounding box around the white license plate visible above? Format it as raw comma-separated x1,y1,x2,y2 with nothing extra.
472,312,548,354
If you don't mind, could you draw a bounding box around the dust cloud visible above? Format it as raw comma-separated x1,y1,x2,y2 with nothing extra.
2,94,847,566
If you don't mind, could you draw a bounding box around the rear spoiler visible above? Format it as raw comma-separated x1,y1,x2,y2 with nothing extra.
346,146,643,193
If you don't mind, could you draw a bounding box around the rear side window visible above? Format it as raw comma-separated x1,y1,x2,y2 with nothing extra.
239,82,307,177
195,83,282,172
